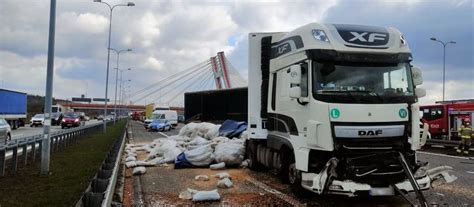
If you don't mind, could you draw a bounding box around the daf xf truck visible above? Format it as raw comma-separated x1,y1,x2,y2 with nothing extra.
246,23,454,204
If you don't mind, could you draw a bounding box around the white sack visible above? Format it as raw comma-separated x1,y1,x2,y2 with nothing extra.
217,178,233,188
184,145,215,167
125,156,136,162
205,125,221,139
214,140,245,165
210,162,226,170
191,123,217,138
194,175,210,181
146,139,178,161
213,172,230,179
125,161,137,168
179,122,199,137
192,189,221,202
135,160,156,167
163,146,183,163
239,130,249,140
132,166,146,175
179,188,198,200
186,137,210,148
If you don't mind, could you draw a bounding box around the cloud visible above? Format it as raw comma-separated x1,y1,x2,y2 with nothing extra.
0,0,472,107
419,79,474,105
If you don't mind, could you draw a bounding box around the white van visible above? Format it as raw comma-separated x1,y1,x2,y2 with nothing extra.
150,110,178,127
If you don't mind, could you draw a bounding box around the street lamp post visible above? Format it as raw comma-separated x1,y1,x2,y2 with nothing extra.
111,48,131,121
93,0,134,132
118,69,131,116
430,37,456,101
41,0,57,176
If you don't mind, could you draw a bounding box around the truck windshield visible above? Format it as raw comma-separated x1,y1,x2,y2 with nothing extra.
151,114,165,119
312,62,415,103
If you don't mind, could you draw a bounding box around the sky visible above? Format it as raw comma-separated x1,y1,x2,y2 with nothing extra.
0,0,472,106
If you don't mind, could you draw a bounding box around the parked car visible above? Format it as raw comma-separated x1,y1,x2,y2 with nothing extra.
30,114,45,127
0,118,12,143
104,115,115,121
148,119,172,132
61,112,85,129
97,115,104,120
51,112,63,126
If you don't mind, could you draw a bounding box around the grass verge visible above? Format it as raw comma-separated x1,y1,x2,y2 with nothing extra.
0,120,126,207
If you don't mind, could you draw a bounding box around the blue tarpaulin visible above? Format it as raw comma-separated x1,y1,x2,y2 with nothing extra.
218,120,247,138
174,152,194,169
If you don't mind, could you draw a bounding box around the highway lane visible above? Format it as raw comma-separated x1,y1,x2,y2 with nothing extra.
10,120,102,140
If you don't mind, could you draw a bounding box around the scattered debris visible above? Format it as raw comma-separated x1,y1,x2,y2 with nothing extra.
217,177,233,188
214,172,231,179
194,175,210,181
133,166,147,175
240,159,250,168
192,189,221,202
179,188,198,200
126,156,137,162
125,161,137,168
214,139,245,166
210,162,226,170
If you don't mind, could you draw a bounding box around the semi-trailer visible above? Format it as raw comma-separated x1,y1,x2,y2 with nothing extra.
0,89,27,129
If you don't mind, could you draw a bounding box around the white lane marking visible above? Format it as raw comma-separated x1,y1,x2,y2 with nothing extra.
417,151,470,160
158,132,169,138
466,171,474,174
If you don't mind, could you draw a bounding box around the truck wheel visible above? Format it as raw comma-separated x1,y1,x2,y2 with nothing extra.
246,140,263,171
279,148,291,183
288,153,306,196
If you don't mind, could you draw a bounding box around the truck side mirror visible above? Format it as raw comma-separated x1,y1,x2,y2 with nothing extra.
415,87,426,98
289,65,302,98
412,67,423,86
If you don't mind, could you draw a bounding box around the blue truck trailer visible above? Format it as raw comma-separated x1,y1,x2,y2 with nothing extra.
0,89,27,129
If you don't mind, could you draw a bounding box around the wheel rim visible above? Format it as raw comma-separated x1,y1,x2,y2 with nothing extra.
289,163,297,184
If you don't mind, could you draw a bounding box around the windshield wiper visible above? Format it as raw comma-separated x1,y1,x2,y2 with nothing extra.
319,90,360,102
353,90,385,103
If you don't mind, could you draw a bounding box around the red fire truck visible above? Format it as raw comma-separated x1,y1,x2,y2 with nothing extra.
421,99,474,146
131,111,145,121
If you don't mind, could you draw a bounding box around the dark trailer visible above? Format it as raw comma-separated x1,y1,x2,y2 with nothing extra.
184,87,247,123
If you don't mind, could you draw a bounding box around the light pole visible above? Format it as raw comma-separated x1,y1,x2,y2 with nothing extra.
93,0,134,131
111,48,131,121
430,37,456,101
118,69,131,116
119,69,131,104
41,0,56,176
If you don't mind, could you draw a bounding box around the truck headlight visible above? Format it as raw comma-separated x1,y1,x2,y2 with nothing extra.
312,29,329,42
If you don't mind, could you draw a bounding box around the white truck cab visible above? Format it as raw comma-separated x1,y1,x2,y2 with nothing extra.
247,23,454,201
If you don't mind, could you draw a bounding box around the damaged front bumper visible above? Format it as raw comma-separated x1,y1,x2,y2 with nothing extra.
301,165,457,197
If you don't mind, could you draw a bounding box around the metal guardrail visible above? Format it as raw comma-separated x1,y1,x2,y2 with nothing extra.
426,139,459,147
0,120,116,177
77,122,127,207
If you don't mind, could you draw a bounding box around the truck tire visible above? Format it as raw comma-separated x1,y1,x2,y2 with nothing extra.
288,152,306,196
279,147,291,183
246,140,263,171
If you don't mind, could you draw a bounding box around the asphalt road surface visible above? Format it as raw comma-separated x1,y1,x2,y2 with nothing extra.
124,121,473,206
10,120,102,140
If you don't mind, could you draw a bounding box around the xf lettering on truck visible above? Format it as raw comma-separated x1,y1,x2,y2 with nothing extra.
349,32,387,43
277,43,290,55
358,129,383,136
